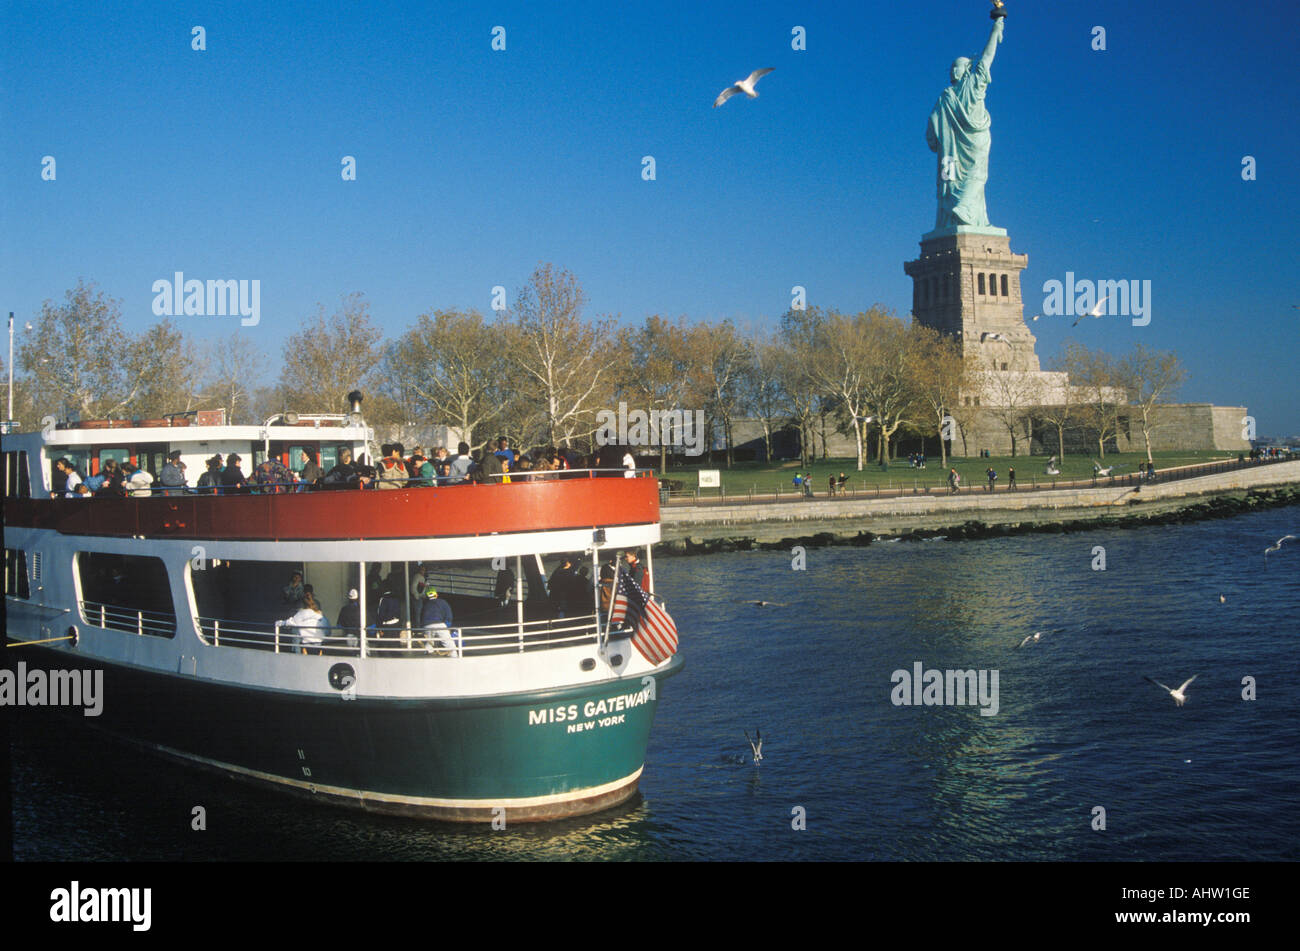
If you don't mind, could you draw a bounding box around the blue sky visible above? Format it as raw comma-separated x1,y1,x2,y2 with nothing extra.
3,0,1297,433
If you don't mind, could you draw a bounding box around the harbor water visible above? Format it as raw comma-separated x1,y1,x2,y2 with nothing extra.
9,507,1299,861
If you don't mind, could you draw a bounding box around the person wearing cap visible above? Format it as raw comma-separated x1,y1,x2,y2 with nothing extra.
419,586,458,656
160,450,188,496
335,588,362,652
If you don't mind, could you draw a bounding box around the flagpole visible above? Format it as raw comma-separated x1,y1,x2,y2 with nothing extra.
604,559,621,649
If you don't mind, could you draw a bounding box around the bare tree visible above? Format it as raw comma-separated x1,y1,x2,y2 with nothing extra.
277,292,385,415
1119,344,1187,464
855,308,921,466
809,310,878,471
910,324,966,469
510,264,615,447
129,320,210,419
383,309,504,450
693,320,753,468
777,307,826,469
977,361,1042,457
19,280,150,420
1063,342,1125,460
619,315,699,470
203,332,268,425
1038,352,1078,461
739,331,790,464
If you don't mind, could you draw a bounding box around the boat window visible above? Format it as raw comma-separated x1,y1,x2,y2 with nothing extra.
4,450,31,497
4,549,30,599
98,447,131,472
76,552,176,637
320,445,339,471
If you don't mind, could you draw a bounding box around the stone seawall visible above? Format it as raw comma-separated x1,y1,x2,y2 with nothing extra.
657,460,1300,555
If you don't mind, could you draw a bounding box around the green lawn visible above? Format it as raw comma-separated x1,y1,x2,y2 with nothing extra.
660,450,1241,497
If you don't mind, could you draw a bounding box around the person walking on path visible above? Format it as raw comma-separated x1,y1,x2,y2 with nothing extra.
1007,466,1016,491
985,467,997,492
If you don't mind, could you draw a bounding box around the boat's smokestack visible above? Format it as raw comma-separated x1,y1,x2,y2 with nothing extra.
347,390,364,415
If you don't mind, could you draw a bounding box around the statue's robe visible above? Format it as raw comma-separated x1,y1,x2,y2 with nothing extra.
927,58,993,229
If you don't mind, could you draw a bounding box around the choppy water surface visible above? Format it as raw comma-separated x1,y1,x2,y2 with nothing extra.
11,508,1300,860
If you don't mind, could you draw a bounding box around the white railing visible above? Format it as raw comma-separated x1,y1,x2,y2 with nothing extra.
192,613,607,658
79,600,177,637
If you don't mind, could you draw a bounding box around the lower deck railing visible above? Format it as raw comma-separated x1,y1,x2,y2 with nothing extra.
193,612,608,658
80,600,177,637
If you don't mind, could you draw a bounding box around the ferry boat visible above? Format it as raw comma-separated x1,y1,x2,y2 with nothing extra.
1,404,682,821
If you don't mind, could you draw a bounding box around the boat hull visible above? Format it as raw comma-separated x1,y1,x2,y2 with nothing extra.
10,644,684,822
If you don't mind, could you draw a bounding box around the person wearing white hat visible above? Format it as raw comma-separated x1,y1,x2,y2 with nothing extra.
335,588,361,651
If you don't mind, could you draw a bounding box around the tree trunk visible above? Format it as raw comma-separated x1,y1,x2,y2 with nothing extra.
853,417,865,471
1056,423,1065,460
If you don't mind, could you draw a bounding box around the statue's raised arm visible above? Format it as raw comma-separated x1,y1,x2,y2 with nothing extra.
978,17,1004,75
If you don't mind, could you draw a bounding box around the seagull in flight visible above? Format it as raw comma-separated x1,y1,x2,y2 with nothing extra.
744,729,763,764
1145,675,1197,707
1016,631,1045,648
1072,294,1111,327
1264,534,1296,556
738,600,789,608
714,68,775,108
1030,314,1042,321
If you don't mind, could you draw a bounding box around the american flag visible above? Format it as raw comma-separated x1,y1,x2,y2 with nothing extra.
609,567,678,665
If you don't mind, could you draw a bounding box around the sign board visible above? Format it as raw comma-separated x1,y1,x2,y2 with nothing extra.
195,409,227,427
698,470,720,488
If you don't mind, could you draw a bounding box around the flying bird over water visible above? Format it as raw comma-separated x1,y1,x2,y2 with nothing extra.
713,68,775,108
1264,534,1296,556
1016,631,1045,649
744,729,763,764
738,600,789,608
1145,675,1197,707
1072,294,1111,327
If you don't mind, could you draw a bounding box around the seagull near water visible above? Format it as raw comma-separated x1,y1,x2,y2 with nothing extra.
1071,294,1111,328
1264,534,1296,557
1015,631,1045,649
744,729,763,765
713,68,775,108
738,599,789,608
1145,674,1197,707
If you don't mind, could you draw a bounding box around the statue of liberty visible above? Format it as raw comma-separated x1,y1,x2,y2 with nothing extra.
927,10,1005,230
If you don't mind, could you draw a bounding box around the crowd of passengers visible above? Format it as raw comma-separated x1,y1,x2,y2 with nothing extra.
50,439,641,498
275,549,649,656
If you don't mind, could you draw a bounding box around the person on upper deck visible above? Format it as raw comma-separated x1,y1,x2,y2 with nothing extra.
124,461,155,497
323,447,370,489
407,450,435,487
447,442,474,484
480,448,505,484
52,458,83,498
219,454,247,493
196,455,222,493
97,459,128,498
494,437,517,468
376,443,408,489
297,449,323,488
160,451,188,496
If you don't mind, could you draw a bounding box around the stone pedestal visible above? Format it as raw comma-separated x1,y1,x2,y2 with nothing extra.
904,229,1040,373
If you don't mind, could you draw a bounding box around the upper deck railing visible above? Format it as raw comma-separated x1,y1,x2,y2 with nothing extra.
8,469,661,541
